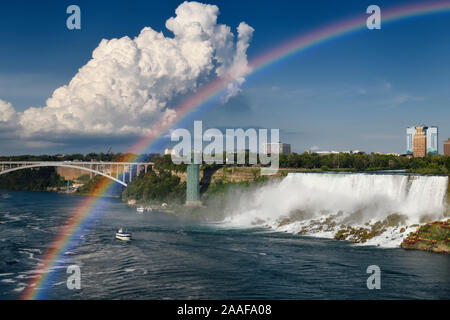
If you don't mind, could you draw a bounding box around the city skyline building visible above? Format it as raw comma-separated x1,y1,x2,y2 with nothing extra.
444,138,450,156
413,126,427,157
426,126,439,155
263,142,291,155
406,126,439,157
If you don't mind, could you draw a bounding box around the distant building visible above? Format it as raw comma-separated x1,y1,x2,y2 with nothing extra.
406,126,438,157
426,126,439,155
315,151,339,156
375,152,399,156
444,138,450,156
413,126,427,157
406,127,415,155
164,148,179,156
263,142,291,154
313,150,364,156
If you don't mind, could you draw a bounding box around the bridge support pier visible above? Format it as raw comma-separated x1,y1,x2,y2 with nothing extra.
186,152,202,207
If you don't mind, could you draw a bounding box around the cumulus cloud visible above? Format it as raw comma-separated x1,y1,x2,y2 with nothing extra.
225,22,255,99
0,99,16,122
1,1,253,141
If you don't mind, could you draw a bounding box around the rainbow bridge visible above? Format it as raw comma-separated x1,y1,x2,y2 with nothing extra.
0,161,154,187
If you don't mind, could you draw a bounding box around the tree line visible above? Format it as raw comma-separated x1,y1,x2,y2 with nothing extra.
0,152,158,162
2,152,448,173
122,155,186,204
0,167,66,191
278,153,450,174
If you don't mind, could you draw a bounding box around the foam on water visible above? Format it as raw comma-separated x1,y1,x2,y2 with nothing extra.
1,278,16,283
224,173,448,247
0,273,15,277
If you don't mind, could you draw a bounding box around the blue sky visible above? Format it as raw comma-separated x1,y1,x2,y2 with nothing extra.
0,0,449,155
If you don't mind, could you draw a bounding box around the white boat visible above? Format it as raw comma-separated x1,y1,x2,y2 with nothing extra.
136,206,144,213
115,228,132,241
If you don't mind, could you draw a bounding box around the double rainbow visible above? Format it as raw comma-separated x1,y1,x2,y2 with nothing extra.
22,1,450,299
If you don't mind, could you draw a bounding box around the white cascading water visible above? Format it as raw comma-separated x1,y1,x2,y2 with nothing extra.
223,173,448,246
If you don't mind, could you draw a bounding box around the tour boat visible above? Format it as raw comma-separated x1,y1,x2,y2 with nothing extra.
136,206,144,213
115,228,132,241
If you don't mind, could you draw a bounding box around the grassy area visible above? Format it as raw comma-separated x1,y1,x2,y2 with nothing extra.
401,220,450,254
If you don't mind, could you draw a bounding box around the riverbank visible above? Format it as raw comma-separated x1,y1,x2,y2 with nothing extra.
0,167,66,192
401,220,450,254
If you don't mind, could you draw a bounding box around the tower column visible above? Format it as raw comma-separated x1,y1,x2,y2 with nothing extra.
186,152,202,206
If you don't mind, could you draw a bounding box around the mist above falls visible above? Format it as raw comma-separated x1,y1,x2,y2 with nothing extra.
223,173,449,228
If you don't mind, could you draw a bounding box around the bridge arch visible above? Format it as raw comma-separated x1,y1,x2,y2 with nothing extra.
0,163,128,187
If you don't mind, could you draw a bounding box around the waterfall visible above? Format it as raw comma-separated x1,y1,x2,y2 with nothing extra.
224,173,448,237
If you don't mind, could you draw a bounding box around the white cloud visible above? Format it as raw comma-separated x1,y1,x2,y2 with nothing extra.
0,99,16,122
225,22,255,99
0,1,254,142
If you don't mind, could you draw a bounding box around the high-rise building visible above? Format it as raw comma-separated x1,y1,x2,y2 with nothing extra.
413,126,427,157
406,127,415,155
426,127,439,155
444,138,450,156
263,142,291,154
406,126,438,157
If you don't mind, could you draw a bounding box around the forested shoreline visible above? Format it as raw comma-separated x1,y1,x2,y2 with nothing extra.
0,167,66,191
0,153,449,198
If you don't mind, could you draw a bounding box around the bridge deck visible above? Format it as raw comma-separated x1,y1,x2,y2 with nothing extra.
0,161,154,187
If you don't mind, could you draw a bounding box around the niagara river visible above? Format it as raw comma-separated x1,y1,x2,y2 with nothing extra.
0,173,449,299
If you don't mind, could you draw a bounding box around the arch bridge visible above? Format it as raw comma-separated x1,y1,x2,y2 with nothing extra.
0,161,154,187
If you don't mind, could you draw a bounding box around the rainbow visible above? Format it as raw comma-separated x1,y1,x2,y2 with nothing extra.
22,0,450,299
